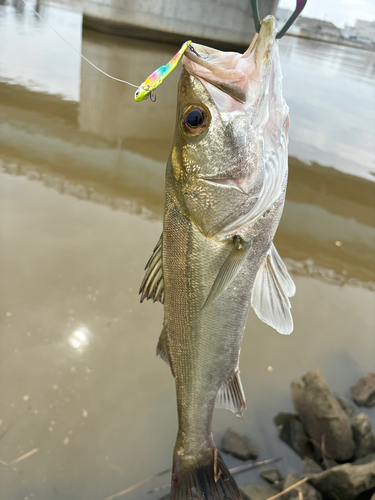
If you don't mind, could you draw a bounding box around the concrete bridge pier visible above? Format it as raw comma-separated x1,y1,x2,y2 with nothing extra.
82,0,279,50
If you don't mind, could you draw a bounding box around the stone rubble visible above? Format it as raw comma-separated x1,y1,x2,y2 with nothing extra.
220,427,259,461
235,370,375,500
351,413,375,459
291,370,355,461
351,372,375,408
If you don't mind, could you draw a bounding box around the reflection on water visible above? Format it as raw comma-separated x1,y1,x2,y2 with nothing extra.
0,1,375,499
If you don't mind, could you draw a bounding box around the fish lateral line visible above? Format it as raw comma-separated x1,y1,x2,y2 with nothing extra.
134,40,193,102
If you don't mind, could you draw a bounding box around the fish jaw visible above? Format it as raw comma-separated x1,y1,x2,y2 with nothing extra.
171,16,289,238
170,70,265,238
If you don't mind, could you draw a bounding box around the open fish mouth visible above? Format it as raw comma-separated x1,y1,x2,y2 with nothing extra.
183,16,278,109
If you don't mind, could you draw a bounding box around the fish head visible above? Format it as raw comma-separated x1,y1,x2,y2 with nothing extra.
169,16,289,238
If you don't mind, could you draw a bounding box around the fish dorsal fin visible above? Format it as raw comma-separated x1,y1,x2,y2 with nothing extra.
251,244,295,335
203,236,252,309
139,234,164,304
215,369,247,417
156,326,170,366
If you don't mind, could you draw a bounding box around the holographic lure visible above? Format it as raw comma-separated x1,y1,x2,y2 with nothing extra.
135,41,192,102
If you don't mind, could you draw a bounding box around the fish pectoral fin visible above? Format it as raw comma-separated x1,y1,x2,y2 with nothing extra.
251,244,295,335
270,243,296,297
203,235,252,309
215,369,247,418
139,233,164,304
156,326,170,366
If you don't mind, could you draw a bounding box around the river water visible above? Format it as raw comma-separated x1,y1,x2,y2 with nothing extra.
0,1,374,499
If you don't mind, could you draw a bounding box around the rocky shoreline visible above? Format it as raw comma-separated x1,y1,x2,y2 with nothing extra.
158,371,375,499
233,371,375,500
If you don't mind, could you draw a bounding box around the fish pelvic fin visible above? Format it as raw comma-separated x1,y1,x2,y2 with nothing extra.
156,326,170,366
139,233,164,304
251,243,295,335
215,368,246,418
202,235,252,310
171,448,241,500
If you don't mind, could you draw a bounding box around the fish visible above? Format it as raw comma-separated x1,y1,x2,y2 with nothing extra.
139,15,295,500
134,40,192,102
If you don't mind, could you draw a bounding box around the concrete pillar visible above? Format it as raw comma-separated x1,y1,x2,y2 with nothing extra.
83,0,279,49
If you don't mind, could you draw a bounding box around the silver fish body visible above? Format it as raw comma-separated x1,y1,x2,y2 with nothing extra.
140,16,295,500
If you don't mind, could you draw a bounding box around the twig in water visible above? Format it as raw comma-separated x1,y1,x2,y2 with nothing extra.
265,478,309,500
10,447,39,465
102,469,170,500
298,490,304,500
230,456,283,475
308,436,334,470
320,434,331,470
0,459,19,473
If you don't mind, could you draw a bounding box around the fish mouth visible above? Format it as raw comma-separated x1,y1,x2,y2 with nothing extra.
183,16,278,106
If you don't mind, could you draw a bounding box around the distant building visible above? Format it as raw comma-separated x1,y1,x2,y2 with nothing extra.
355,20,375,43
341,25,357,40
296,17,341,39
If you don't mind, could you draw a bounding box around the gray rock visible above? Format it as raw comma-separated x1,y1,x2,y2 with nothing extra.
240,484,279,500
308,455,375,500
221,428,259,461
283,474,322,500
260,468,283,487
275,412,315,459
302,457,324,475
351,373,375,408
352,413,375,459
337,396,356,418
291,370,355,461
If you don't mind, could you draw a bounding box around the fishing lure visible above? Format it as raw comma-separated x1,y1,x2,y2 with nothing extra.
134,40,192,102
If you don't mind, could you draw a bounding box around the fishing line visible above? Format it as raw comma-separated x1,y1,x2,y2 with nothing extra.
19,0,139,88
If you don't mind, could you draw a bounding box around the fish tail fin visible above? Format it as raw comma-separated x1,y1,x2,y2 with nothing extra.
170,448,241,500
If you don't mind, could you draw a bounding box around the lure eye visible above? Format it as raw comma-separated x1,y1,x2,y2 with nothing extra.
181,105,209,137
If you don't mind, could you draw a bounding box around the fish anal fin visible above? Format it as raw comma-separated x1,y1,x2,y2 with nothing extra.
203,235,252,309
251,245,294,335
139,234,164,304
215,369,246,418
156,327,170,366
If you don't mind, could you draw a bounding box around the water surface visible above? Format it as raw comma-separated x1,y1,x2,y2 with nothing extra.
0,2,374,499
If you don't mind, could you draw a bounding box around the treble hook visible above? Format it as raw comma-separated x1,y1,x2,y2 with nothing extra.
250,0,307,39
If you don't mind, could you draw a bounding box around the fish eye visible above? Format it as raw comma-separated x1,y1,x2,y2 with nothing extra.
187,109,203,127
181,105,209,137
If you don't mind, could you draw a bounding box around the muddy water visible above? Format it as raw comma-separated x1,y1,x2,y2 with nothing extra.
0,1,374,499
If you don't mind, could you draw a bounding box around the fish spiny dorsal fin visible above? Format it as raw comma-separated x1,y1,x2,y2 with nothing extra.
156,326,170,366
251,244,295,335
215,368,246,417
139,234,164,304
202,236,252,309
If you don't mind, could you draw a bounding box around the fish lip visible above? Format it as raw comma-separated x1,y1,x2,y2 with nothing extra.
183,17,278,105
